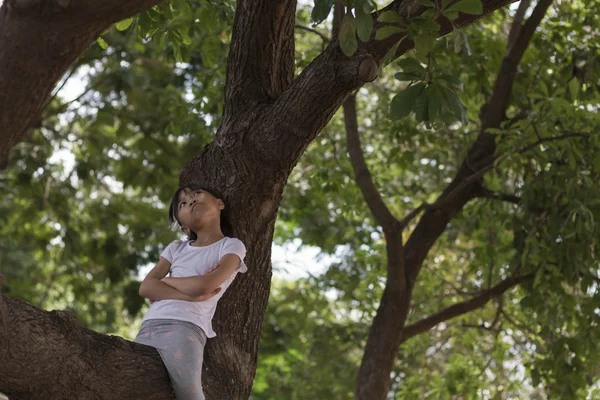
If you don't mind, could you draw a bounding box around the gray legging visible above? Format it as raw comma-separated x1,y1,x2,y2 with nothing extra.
134,319,207,400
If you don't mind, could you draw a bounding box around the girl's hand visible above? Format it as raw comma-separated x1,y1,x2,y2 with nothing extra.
192,286,222,301
205,264,220,274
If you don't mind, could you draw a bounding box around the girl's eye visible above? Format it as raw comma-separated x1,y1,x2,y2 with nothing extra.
179,202,185,208
194,191,200,196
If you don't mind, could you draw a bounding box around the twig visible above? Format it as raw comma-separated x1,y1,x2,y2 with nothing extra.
295,25,330,44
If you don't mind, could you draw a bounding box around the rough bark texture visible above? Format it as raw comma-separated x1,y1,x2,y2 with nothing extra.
0,0,166,167
0,0,531,399
0,295,175,400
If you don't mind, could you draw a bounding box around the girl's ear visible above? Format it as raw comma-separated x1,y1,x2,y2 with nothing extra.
218,200,225,210
181,227,191,236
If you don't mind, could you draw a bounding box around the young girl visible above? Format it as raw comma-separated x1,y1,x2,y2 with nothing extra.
134,184,247,400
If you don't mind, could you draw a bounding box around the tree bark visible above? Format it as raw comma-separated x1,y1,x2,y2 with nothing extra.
0,295,175,400
0,0,166,166
0,0,530,399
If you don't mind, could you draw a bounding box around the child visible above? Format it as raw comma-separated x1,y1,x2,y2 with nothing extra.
134,184,247,400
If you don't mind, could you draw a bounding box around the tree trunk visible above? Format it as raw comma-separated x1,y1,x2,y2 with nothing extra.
354,1,554,398
0,295,175,400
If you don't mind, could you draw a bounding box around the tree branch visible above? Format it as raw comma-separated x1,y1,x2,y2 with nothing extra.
475,187,521,205
0,294,175,399
482,0,554,129
0,0,167,165
295,24,330,44
248,0,518,172
223,0,297,118
403,0,554,287
399,274,532,343
518,131,592,155
343,94,400,232
505,0,532,59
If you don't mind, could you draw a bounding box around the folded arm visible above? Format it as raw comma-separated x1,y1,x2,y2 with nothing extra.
161,253,242,297
139,257,201,302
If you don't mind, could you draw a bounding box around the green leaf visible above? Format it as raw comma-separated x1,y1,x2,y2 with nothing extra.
438,74,463,91
415,17,441,32
355,8,373,42
539,81,549,96
97,37,108,50
157,2,173,20
394,72,423,81
446,0,483,15
339,14,358,57
116,17,134,31
533,267,545,288
414,87,429,122
428,84,443,122
311,0,335,25
380,38,404,74
439,84,466,123
568,78,580,100
137,12,152,36
397,57,426,75
378,11,403,23
375,26,404,40
414,32,436,58
173,44,183,63
445,11,459,20
461,30,472,55
390,83,426,120
453,25,461,53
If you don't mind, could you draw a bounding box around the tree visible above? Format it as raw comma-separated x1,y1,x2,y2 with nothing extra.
2,0,599,399
267,1,600,397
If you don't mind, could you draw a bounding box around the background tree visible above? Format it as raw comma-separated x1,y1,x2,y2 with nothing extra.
1,0,599,399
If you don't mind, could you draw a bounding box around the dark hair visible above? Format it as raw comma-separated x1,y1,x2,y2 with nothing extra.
168,184,233,239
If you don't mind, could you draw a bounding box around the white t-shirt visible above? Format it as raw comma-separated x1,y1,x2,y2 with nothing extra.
142,237,247,338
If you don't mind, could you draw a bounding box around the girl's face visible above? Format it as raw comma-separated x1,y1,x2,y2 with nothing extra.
175,188,224,232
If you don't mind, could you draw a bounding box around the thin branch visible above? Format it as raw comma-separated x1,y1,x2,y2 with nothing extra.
505,0,532,55
399,274,532,343
518,132,592,155
476,187,521,205
295,24,330,44
399,202,427,228
46,60,84,107
343,94,400,232
482,0,554,129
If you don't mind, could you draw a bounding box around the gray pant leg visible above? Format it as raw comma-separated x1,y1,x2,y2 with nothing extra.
135,319,207,400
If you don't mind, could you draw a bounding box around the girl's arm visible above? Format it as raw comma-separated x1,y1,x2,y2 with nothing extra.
161,254,242,297
139,257,200,302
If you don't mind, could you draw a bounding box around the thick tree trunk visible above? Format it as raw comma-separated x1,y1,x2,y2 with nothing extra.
0,295,175,400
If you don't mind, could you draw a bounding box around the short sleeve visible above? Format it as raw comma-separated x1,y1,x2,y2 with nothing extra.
160,240,181,263
221,238,248,273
